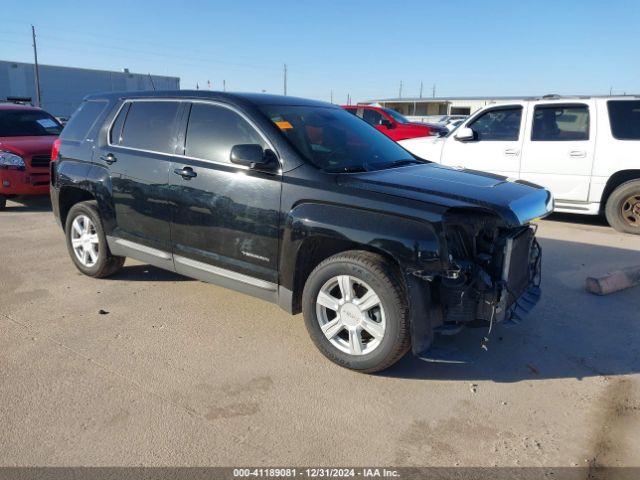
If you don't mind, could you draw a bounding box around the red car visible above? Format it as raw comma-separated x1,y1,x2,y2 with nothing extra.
342,105,447,141
0,103,63,210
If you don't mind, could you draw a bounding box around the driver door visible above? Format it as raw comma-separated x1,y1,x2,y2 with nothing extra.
441,104,526,177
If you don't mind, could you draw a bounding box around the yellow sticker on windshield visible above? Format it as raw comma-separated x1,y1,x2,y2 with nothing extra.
275,121,293,130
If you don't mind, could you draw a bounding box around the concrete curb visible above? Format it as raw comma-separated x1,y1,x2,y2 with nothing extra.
585,265,640,295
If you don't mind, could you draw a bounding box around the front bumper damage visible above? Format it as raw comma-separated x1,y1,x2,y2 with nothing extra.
409,221,543,362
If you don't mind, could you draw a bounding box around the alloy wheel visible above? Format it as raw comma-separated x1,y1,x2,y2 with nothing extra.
70,214,100,267
315,275,386,356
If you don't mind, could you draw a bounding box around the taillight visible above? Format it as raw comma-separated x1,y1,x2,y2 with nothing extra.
51,138,61,162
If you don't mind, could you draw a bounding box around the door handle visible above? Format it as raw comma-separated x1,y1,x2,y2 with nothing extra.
174,166,197,180
99,153,117,164
504,148,520,156
569,150,587,158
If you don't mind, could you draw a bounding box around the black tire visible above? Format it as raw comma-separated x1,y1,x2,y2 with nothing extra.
0,195,6,211
302,250,410,373
65,200,125,277
605,179,640,235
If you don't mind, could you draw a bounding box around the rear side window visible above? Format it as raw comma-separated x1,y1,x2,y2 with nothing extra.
62,100,107,141
608,100,640,140
469,107,522,141
532,104,589,141
185,103,266,163
362,108,385,126
119,101,180,154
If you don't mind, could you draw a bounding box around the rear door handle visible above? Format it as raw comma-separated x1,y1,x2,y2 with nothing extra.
99,153,117,164
174,166,197,180
569,150,587,158
504,148,520,156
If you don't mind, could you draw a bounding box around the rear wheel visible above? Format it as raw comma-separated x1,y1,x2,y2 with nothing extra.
65,201,125,277
302,251,410,373
605,179,640,234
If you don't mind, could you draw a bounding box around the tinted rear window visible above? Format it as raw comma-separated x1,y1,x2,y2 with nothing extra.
608,100,640,140
62,100,107,141
119,101,180,153
0,109,63,137
531,104,589,141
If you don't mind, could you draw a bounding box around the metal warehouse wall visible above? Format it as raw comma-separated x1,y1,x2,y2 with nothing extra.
0,60,180,116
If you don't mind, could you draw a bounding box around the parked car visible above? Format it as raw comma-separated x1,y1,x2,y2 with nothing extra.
342,105,447,141
399,96,640,234
0,103,63,210
51,91,552,372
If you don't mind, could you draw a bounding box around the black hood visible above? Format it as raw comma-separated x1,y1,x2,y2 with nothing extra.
337,163,553,227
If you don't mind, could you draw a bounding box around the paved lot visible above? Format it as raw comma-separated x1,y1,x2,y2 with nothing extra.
1,197,639,467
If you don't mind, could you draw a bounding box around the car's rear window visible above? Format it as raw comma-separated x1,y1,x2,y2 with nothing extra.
62,100,108,142
608,100,640,140
0,109,63,137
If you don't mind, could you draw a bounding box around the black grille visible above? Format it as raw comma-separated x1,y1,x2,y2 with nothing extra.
504,228,535,303
30,154,51,168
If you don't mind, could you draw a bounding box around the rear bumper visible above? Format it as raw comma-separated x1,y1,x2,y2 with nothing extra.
0,168,50,196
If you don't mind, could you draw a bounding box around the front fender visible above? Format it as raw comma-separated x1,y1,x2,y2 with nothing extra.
279,202,445,292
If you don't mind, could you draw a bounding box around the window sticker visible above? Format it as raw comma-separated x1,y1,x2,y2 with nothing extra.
37,118,58,128
275,120,293,130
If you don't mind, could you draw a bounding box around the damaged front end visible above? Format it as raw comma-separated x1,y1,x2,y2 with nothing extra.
410,210,543,358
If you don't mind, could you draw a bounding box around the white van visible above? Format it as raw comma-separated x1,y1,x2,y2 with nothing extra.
399,96,640,234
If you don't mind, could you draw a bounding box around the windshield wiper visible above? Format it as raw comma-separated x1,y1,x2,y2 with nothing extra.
325,166,369,173
382,159,423,169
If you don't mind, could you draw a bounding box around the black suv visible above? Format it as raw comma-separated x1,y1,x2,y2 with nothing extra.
51,91,552,373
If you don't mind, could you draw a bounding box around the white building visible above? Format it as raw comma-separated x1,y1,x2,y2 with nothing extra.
363,96,535,122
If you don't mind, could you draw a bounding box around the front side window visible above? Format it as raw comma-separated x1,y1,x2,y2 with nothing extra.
119,101,180,154
532,104,589,141
259,105,419,173
469,107,522,141
185,103,266,163
0,109,63,137
362,108,385,126
608,100,640,140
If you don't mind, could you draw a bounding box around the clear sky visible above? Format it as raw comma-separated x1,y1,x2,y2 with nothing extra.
1,0,638,103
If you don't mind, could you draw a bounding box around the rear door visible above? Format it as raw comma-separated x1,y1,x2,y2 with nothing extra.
169,102,281,299
440,104,526,177
519,102,595,201
97,99,182,258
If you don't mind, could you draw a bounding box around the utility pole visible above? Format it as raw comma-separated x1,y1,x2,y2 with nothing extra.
399,80,403,98
31,25,42,107
283,64,287,96
330,90,333,104
432,83,436,98
419,81,423,99
223,80,226,92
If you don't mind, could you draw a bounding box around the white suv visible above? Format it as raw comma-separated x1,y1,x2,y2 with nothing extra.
399,96,640,234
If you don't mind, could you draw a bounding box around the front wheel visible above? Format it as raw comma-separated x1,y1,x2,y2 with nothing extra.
0,195,6,211
65,201,125,277
605,180,640,235
302,251,410,373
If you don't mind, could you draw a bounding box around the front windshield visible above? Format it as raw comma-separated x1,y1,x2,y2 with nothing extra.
260,105,421,172
0,109,63,137
383,108,409,124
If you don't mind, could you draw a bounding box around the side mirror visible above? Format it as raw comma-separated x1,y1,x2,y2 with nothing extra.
454,127,475,141
381,119,395,129
230,144,278,171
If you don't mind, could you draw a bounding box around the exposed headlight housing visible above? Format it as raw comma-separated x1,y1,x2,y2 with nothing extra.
0,151,25,168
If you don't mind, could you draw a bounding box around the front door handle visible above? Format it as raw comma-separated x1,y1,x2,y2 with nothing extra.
174,166,197,180
99,153,117,164
569,150,587,158
504,148,520,156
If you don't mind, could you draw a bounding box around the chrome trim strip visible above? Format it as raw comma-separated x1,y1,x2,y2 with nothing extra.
174,255,277,291
113,238,171,260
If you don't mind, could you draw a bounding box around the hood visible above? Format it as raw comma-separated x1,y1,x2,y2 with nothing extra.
337,163,553,227
0,136,57,156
